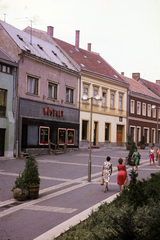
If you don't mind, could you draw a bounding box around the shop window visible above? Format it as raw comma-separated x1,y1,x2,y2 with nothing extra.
67,129,75,145
82,120,88,140
66,87,74,103
48,82,57,100
0,89,7,117
58,128,66,145
27,125,39,145
27,75,39,95
105,123,110,141
39,126,49,145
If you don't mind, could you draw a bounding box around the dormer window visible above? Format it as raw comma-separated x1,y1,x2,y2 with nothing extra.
37,44,43,50
84,55,88,59
70,50,74,54
17,34,23,41
52,50,57,56
97,60,101,64
80,63,85,68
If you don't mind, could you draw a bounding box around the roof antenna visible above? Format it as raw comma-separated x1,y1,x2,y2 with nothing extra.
4,13,6,22
26,17,34,45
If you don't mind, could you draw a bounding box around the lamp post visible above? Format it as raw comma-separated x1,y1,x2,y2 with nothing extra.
82,94,102,182
152,105,159,161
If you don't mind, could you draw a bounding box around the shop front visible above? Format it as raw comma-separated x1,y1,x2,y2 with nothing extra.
19,98,79,155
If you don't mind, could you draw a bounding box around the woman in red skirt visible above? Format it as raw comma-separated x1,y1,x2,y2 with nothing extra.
117,158,127,192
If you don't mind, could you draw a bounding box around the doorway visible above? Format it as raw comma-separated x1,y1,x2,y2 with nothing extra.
117,125,123,146
0,129,5,156
93,122,98,146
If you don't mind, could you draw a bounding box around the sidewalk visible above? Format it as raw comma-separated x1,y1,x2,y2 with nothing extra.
0,148,159,240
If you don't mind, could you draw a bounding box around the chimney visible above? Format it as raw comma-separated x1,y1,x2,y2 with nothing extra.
75,30,80,50
156,80,160,85
132,72,140,80
47,26,54,37
88,43,91,51
121,72,124,76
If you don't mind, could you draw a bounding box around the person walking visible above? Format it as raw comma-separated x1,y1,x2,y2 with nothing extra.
117,158,127,192
132,147,140,170
102,156,112,193
157,147,160,166
149,146,155,166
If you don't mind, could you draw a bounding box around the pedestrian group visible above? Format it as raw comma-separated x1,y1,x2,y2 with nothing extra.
101,146,160,193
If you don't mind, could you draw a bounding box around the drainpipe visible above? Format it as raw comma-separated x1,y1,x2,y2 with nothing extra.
127,88,130,140
15,61,20,158
78,74,81,149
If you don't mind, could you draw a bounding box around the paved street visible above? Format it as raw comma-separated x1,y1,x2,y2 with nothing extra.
0,147,160,240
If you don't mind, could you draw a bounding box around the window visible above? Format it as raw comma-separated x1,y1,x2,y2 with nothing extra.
66,87,74,103
130,100,135,113
48,82,57,100
110,93,115,108
142,103,146,116
0,89,7,117
84,87,88,96
119,95,123,110
102,91,107,107
0,64,11,74
105,123,110,141
27,76,39,95
152,108,156,118
82,120,88,140
93,89,98,104
130,126,135,141
137,102,141,115
148,104,151,117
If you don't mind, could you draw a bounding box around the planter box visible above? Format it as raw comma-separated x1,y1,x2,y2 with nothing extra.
28,185,40,199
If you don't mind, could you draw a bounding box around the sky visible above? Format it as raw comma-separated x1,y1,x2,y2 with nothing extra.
0,0,160,82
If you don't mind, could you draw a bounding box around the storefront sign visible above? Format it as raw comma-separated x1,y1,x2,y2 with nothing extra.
43,107,63,117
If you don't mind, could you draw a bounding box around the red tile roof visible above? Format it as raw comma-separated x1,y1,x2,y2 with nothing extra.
139,78,160,97
122,74,160,100
53,37,127,84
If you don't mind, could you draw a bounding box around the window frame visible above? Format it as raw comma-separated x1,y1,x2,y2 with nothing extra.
118,92,124,110
26,74,39,96
102,88,108,107
137,101,141,115
110,91,115,109
105,122,110,141
0,88,7,117
93,85,99,105
148,104,151,117
66,86,74,104
82,120,89,140
48,81,58,100
142,103,146,116
130,99,135,114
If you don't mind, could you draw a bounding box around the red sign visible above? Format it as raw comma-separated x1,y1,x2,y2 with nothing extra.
43,107,63,117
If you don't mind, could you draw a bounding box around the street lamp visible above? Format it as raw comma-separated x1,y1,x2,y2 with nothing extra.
82,94,102,182
152,105,159,161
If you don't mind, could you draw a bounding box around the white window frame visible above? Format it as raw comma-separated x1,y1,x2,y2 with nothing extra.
148,104,151,117
119,93,123,110
130,100,135,114
102,88,108,107
110,91,115,109
142,103,146,116
137,101,141,115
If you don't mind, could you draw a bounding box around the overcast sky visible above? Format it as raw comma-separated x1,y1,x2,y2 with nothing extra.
1,0,160,82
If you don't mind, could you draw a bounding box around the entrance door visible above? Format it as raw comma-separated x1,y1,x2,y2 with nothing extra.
93,122,98,146
117,125,123,146
0,129,5,156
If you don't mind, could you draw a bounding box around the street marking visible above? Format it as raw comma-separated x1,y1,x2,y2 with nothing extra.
23,205,77,214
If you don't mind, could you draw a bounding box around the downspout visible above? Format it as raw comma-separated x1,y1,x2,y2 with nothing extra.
13,66,16,156
16,61,20,157
78,74,81,148
127,88,130,140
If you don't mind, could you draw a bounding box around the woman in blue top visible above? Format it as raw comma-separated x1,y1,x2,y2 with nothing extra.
132,147,140,171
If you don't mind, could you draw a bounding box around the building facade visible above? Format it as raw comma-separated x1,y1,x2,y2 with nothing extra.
122,73,160,146
24,26,129,147
0,20,80,156
0,47,18,157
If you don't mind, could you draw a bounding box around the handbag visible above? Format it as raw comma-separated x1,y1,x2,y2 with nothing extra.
101,177,104,185
124,177,128,187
